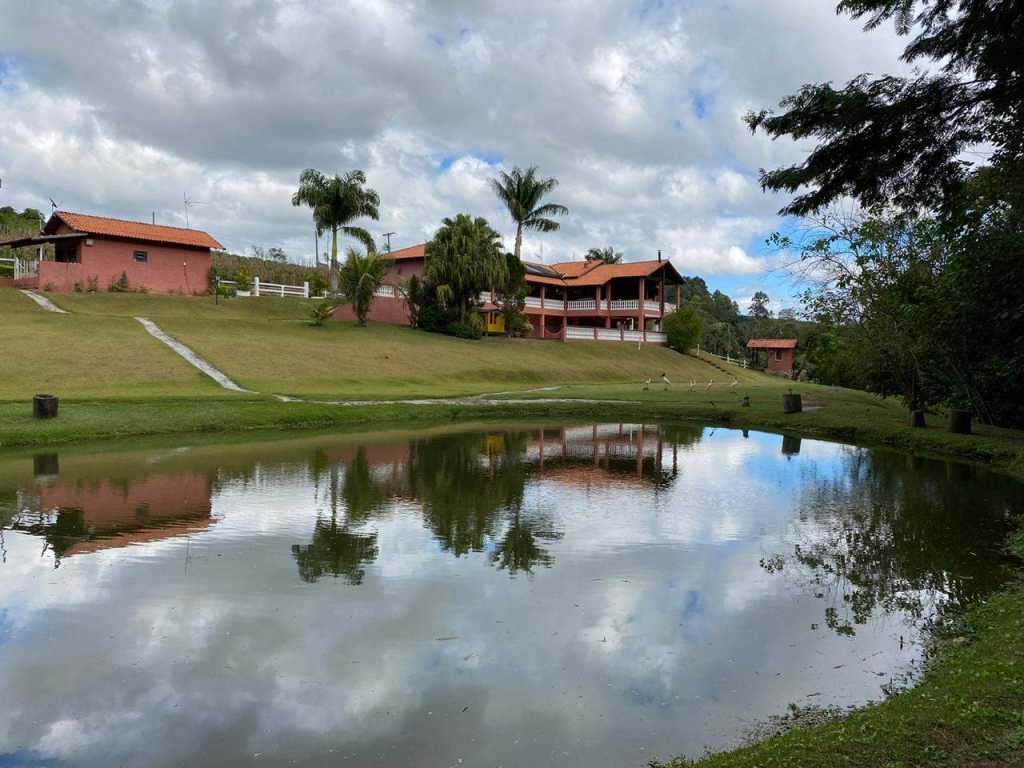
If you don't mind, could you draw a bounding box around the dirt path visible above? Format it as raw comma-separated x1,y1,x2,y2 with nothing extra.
135,316,254,393
20,290,68,313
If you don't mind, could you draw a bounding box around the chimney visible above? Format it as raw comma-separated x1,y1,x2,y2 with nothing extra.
657,249,662,262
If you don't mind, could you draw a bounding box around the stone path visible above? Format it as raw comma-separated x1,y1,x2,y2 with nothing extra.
20,290,67,313
134,316,254,393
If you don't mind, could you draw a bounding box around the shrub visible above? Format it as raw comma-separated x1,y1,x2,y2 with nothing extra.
235,266,252,292
446,313,484,340
308,271,328,297
73,281,84,293
419,304,451,334
108,272,130,292
86,276,99,293
309,300,337,327
663,305,704,353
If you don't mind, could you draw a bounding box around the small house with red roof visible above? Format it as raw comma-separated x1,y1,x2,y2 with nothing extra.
334,243,685,344
1,211,222,294
746,338,798,376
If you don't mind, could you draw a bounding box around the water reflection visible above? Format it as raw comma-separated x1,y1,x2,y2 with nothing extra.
0,424,1019,768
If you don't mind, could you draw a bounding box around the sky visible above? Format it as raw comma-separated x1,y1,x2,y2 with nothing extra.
0,0,906,311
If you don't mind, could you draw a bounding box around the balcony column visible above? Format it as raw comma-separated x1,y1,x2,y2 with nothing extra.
540,285,546,339
604,285,612,328
659,271,665,317
638,277,646,340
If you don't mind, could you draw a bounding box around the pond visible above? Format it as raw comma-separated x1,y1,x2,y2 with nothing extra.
0,423,1019,767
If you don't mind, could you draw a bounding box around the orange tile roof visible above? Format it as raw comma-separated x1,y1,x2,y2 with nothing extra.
382,243,426,261
47,211,223,250
375,245,682,287
746,338,798,349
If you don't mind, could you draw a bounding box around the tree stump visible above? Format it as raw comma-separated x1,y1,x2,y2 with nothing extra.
783,393,803,414
909,410,926,428
33,453,59,477
948,409,972,435
33,394,58,419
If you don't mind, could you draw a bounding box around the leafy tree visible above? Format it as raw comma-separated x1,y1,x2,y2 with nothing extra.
425,214,508,321
399,274,428,328
585,246,623,264
291,169,379,296
337,248,388,326
748,291,771,318
495,251,528,337
663,305,705,353
489,166,569,261
746,0,1024,216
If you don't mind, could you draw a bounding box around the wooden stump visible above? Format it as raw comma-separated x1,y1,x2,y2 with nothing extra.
33,394,58,419
948,409,972,435
33,453,59,477
783,393,803,414
909,410,926,428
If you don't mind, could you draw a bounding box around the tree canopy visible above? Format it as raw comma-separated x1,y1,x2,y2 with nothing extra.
585,246,623,264
425,214,508,321
747,0,1023,215
489,166,568,261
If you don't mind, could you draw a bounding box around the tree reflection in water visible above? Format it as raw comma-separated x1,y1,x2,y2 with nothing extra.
293,425,694,582
761,448,1018,636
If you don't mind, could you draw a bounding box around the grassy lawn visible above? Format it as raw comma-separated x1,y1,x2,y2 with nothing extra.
0,288,227,400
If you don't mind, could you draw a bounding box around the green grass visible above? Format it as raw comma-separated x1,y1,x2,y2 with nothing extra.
0,289,227,400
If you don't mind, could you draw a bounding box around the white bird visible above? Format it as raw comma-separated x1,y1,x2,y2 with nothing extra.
730,379,738,388
705,379,714,391
661,372,671,390
643,378,652,391
688,380,695,391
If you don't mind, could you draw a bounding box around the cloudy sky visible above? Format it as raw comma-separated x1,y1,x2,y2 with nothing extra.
0,0,904,309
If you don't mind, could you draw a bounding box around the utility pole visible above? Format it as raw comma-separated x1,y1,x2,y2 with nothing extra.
382,232,396,253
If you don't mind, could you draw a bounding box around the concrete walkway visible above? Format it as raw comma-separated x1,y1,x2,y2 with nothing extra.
135,316,254,393
20,290,67,313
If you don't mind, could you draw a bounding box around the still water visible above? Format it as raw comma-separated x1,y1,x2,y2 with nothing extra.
0,423,1019,767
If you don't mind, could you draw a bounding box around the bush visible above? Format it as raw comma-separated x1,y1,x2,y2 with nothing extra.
309,299,337,327
235,266,252,292
86,276,99,293
446,313,484,340
419,304,451,334
308,272,328,297
109,272,130,292
663,305,704,353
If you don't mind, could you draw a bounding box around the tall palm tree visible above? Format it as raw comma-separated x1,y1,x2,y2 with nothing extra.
585,246,623,264
489,166,568,261
338,248,388,326
292,169,380,296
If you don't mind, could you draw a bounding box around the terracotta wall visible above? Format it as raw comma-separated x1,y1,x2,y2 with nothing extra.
38,229,211,294
332,294,411,325
766,348,794,375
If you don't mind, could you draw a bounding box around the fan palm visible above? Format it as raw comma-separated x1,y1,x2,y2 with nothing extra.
338,248,388,326
489,166,568,261
585,246,623,264
292,169,380,296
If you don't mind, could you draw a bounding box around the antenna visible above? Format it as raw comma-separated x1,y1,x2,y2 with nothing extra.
382,232,396,253
183,193,206,228
48,197,61,215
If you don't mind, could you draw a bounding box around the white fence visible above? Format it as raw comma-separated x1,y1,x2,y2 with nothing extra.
701,347,749,368
374,284,398,298
0,256,39,280
609,299,639,310
564,326,667,344
566,299,596,311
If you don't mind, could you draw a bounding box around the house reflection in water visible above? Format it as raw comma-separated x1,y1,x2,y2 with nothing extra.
11,472,213,566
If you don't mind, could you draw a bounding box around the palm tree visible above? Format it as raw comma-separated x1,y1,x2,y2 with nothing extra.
585,246,623,264
338,248,388,326
292,169,380,296
489,166,568,261
425,214,507,321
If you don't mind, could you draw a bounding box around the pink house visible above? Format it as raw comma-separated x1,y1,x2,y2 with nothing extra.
747,338,798,375
1,211,223,294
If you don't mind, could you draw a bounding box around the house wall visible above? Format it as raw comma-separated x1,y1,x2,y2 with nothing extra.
765,348,794,375
37,226,211,294
332,295,411,325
